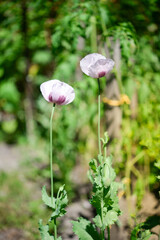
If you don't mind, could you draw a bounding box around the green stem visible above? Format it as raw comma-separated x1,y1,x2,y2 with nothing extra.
104,144,107,160
97,78,104,239
97,78,102,156
107,226,110,240
50,103,55,204
54,219,57,240
50,104,57,240
101,194,105,240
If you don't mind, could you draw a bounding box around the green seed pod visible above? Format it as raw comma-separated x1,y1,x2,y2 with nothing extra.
102,163,111,187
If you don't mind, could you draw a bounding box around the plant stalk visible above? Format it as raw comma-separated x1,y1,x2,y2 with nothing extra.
54,219,57,240
97,78,102,156
50,103,57,240
101,193,105,240
50,103,55,204
107,226,110,240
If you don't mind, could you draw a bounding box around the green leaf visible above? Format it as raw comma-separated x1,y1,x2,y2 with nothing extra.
42,186,56,209
88,169,94,184
140,215,160,230
93,214,102,228
131,227,151,240
130,216,160,240
89,159,97,172
90,189,102,213
39,219,54,240
50,185,68,219
72,218,101,240
103,210,118,226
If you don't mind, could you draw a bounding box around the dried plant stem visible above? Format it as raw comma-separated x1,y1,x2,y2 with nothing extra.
50,103,57,240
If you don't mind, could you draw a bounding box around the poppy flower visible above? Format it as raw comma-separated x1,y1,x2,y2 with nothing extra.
80,53,115,78
40,80,75,105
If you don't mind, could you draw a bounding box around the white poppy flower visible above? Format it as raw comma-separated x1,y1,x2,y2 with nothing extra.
40,80,75,105
80,53,115,78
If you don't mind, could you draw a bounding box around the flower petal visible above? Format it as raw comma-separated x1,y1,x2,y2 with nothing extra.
63,88,75,105
89,58,115,78
80,53,115,78
80,53,106,76
40,80,61,102
40,80,75,105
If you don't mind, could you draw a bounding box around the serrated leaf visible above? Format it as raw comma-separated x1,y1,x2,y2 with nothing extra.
103,210,118,226
72,218,100,240
42,186,56,209
39,219,54,240
90,190,102,212
93,214,102,228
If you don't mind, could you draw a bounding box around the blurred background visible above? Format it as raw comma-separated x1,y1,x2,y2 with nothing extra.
0,0,160,239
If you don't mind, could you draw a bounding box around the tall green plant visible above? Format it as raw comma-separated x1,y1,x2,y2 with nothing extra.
72,53,121,239
39,79,75,239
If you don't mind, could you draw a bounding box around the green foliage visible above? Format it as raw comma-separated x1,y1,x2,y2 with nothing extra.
1,119,18,134
40,185,68,240
42,186,56,209
73,134,121,238
131,215,160,240
89,153,121,231
72,218,101,240
0,81,20,112
0,0,160,238
50,185,68,219
109,22,137,59
39,220,54,240
33,50,52,65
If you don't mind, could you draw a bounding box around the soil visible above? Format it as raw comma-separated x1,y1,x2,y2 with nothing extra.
0,228,25,240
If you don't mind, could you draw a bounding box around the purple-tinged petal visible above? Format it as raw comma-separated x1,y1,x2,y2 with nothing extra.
40,80,61,102
80,53,115,78
80,53,106,77
98,71,106,78
89,58,115,78
40,79,75,105
56,96,66,105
